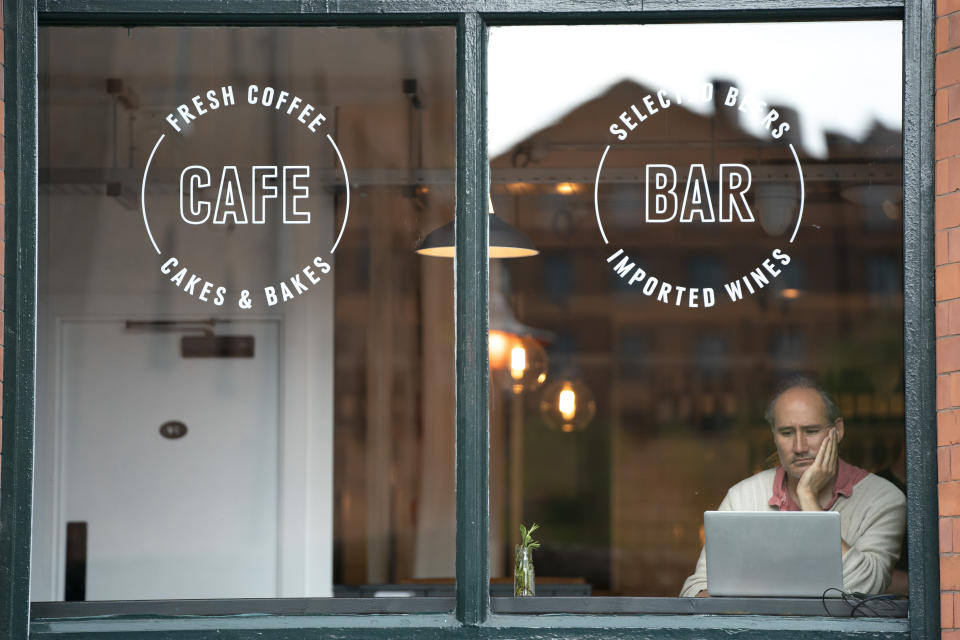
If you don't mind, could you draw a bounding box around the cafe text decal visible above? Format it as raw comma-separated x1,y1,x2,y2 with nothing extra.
595,82,804,308
140,84,349,310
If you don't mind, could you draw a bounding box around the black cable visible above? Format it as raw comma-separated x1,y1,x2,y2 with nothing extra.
821,588,905,617
850,593,901,618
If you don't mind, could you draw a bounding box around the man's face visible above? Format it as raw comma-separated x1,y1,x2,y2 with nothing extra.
772,387,844,481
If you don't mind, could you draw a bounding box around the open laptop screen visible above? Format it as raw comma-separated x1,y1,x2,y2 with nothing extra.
705,511,843,597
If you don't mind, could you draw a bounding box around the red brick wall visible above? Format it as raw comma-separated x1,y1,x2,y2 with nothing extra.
0,2,945,628
940,1,960,636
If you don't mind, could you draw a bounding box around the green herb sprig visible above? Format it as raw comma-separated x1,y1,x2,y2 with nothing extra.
519,523,540,550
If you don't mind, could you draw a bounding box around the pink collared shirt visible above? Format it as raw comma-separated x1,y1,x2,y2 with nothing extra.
768,459,870,511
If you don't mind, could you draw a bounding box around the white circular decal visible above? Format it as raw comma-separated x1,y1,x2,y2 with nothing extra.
140,84,350,311
593,81,805,308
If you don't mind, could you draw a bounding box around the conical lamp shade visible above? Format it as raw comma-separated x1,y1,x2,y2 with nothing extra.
416,213,538,258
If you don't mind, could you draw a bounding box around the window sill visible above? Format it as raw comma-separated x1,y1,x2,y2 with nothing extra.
31,597,456,619
26,600,910,639
490,596,908,618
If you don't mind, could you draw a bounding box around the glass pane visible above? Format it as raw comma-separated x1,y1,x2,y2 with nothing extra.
488,22,906,608
34,26,456,601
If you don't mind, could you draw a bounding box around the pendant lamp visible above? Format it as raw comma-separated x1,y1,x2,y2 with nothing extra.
416,195,538,258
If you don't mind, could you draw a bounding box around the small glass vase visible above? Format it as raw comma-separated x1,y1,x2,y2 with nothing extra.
514,545,535,596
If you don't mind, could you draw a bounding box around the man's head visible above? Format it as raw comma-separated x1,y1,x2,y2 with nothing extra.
764,375,844,481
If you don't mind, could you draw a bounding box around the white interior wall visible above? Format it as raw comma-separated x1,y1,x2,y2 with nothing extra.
32,187,336,600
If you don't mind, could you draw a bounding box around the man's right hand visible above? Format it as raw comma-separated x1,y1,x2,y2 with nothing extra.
796,426,838,510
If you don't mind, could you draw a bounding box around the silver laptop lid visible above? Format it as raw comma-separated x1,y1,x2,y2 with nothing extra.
704,511,843,597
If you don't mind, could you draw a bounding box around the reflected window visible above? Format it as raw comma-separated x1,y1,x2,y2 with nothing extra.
35,25,456,602
488,21,905,603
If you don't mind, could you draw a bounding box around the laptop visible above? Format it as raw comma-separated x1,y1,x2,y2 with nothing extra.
704,511,843,597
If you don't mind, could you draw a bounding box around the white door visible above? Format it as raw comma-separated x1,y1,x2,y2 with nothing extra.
59,319,280,600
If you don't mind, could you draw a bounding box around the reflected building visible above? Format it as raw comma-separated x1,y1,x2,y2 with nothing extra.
489,78,904,595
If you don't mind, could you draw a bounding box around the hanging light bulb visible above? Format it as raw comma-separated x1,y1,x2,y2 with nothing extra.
489,330,513,370
540,379,596,433
510,344,527,382
491,334,547,395
558,385,577,421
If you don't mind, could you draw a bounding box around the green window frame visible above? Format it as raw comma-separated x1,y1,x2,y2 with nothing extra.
0,1,937,639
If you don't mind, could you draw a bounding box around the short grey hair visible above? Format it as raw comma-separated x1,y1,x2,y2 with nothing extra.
764,374,841,429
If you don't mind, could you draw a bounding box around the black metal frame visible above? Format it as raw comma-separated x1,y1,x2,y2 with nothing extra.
0,1,937,639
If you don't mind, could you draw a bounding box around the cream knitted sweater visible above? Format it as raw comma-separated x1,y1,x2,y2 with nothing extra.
679,468,906,597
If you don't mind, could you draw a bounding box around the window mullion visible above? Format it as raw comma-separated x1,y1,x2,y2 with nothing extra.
0,0,39,637
903,0,939,638
455,10,490,628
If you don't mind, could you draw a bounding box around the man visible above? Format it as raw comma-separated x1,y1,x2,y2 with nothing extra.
679,375,906,597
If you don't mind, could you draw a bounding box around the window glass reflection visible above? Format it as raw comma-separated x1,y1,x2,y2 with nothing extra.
488,22,905,601
35,26,455,601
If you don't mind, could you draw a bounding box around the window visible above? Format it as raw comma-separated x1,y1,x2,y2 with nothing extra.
1,2,936,639
487,22,907,604
34,25,457,602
